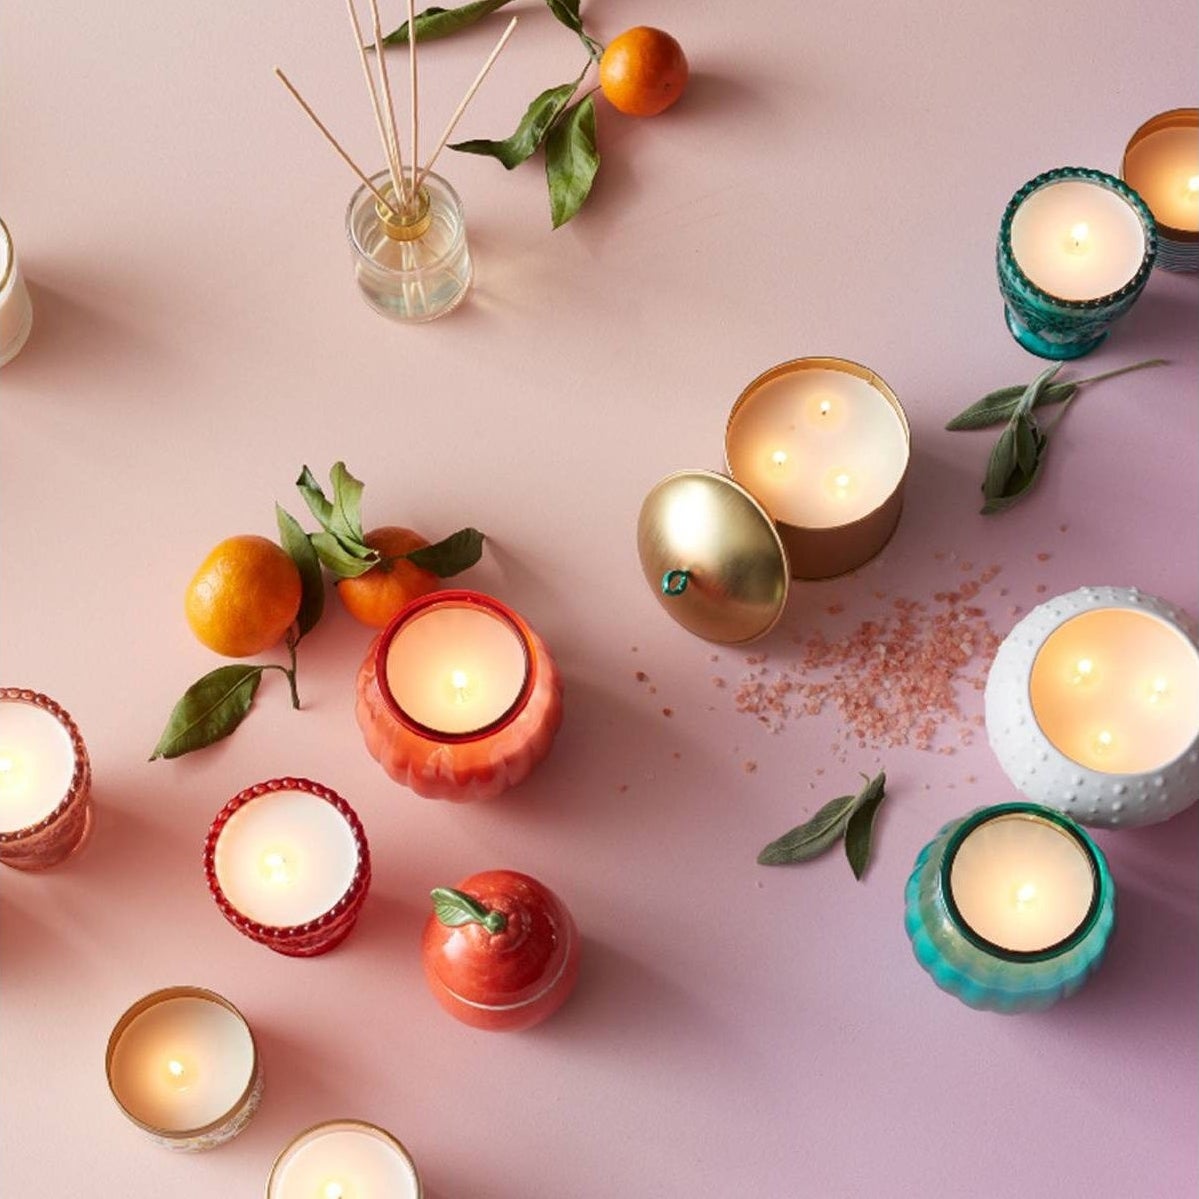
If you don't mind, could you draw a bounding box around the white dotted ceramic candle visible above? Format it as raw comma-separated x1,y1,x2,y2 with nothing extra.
985,587,1199,827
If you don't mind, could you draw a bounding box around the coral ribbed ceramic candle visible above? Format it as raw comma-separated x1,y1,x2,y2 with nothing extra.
268,1120,422,1198
204,778,370,956
355,590,563,802
905,804,1115,1013
0,688,92,870
106,986,262,1150
985,587,1199,827
997,167,1156,359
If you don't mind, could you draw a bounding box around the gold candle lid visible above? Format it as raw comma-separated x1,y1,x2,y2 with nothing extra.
637,470,790,644
376,185,432,241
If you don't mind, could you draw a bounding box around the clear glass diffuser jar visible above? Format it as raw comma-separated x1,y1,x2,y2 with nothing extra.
346,169,472,322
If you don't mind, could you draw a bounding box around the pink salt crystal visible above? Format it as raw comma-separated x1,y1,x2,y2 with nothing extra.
827,603,845,615
1035,584,1047,594
662,707,673,718
672,751,682,760
1036,552,1051,562
635,670,649,682
648,685,657,694
617,783,629,793
1059,524,1068,533
743,760,758,773
712,677,726,688
960,561,974,572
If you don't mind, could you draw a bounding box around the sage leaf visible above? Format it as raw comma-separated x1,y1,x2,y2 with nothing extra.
275,505,324,638
381,0,514,46
451,80,579,168
945,381,1077,431
310,531,376,578
328,461,368,548
149,666,263,760
1015,363,1064,416
844,772,888,880
757,793,858,865
981,445,1047,515
431,887,507,933
1014,415,1038,475
404,527,485,576
545,94,599,228
983,423,1019,501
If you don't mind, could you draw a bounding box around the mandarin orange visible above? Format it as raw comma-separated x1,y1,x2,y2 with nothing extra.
336,526,440,628
599,27,689,117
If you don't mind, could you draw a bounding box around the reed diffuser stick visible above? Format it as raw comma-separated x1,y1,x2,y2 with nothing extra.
417,17,519,188
406,0,419,199
274,68,402,216
367,0,410,210
343,0,405,205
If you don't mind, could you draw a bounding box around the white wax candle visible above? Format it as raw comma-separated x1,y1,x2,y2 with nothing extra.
950,813,1095,953
1,219,34,367
725,367,908,528
213,789,360,927
108,995,255,1133
1124,121,1199,234
0,701,77,834
1009,180,1147,301
1029,608,1199,775
269,1121,421,1199
385,603,527,735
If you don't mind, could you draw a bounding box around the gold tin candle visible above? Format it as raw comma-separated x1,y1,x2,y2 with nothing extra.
1,217,34,367
724,358,911,579
0,688,92,870
1122,108,1199,272
106,986,263,1151
267,1119,423,1198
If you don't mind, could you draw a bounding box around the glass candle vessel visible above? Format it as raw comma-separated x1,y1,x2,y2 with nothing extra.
106,986,262,1150
204,777,371,957
0,218,34,367
1122,108,1199,272
356,590,564,802
905,803,1115,1013
724,358,910,579
268,1120,422,1199
0,688,92,870
346,169,472,323
986,587,1199,828
997,167,1156,360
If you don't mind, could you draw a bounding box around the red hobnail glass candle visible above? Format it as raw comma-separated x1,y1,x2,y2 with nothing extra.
0,688,93,870
203,778,371,957
355,590,564,802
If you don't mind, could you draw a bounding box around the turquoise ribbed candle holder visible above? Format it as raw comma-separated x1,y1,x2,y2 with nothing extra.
904,803,1115,1013
997,167,1156,360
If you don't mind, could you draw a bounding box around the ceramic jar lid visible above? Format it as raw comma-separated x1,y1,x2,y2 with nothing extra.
636,469,790,644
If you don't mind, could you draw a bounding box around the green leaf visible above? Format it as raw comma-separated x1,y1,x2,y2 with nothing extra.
980,446,1048,515
296,465,334,530
328,461,368,548
944,382,1077,431
1013,414,1039,475
982,424,1019,502
380,0,514,46
404,527,485,577
275,505,325,638
310,531,376,578
1015,363,1064,417
451,81,580,169
757,793,858,865
430,887,508,934
844,772,888,880
149,666,264,761
544,0,603,58
545,95,599,228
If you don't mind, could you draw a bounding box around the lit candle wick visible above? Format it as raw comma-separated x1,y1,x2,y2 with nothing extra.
771,450,788,467
1071,657,1095,685
1014,882,1037,908
0,756,13,774
451,669,470,703
818,400,832,416
324,1183,345,1199
1094,729,1114,753
166,1058,189,1089
1187,174,1199,198
1068,221,1090,253
1148,677,1169,705
831,471,852,498
263,851,291,885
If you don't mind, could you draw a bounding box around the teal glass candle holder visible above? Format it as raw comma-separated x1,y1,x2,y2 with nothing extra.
904,803,1115,1013
997,167,1156,360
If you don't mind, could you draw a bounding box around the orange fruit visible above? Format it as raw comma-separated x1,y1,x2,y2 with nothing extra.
599,27,688,117
185,535,303,658
336,526,440,629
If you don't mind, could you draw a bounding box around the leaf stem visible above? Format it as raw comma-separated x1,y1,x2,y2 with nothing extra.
265,640,302,710
1073,357,1167,389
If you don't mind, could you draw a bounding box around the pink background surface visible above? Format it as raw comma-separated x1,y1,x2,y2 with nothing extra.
2,2,1197,1195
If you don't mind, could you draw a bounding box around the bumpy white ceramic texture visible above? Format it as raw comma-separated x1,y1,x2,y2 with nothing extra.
985,586,1199,828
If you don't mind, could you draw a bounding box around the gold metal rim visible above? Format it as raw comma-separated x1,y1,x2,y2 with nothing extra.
1121,107,1199,243
266,1119,424,1198
377,185,432,241
105,985,259,1142
0,217,13,295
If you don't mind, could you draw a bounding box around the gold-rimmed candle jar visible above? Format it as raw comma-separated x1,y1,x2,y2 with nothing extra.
346,168,473,322
106,986,262,1151
0,688,92,870
1122,108,1199,272
724,357,911,579
267,1120,423,1198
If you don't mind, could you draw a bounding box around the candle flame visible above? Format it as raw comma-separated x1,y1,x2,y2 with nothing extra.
263,851,291,885
818,399,832,416
167,1059,185,1077
324,1183,345,1199
1148,676,1169,705
1014,882,1038,908
830,471,853,498
0,755,12,774
1094,729,1114,753
451,669,470,702
1068,221,1090,253
771,450,788,467
1188,174,1199,197
1071,657,1095,685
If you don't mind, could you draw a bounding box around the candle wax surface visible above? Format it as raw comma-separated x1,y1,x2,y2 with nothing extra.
108,996,254,1133
385,603,528,736
1124,122,1199,233
1009,179,1147,301
725,368,908,528
1029,608,1199,774
270,1123,420,1199
950,814,1095,953
0,701,77,833
213,789,360,927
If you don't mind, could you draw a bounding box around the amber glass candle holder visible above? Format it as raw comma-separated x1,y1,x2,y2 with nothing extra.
0,688,92,870
356,590,563,802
